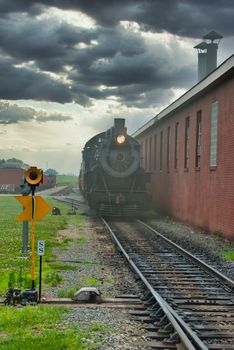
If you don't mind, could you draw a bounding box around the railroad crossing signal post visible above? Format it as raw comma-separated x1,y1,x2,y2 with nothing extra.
25,166,43,290
22,221,28,254
15,166,51,296
20,179,31,254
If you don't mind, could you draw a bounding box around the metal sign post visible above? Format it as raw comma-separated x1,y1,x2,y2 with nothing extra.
38,240,45,302
22,221,28,254
31,199,35,289
20,179,31,254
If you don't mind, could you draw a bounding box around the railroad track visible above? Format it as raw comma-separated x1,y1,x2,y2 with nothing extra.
102,218,234,350
51,196,88,212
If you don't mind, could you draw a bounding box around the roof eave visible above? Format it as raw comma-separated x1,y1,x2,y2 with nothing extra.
132,54,234,138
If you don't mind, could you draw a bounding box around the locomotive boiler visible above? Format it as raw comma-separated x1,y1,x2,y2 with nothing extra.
79,118,150,216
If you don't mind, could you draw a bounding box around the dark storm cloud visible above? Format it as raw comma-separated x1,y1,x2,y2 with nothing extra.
0,57,72,102
0,1,232,108
0,1,42,16
0,14,96,71
0,13,195,107
1,1,233,37
0,101,72,124
69,28,195,107
69,0,234,37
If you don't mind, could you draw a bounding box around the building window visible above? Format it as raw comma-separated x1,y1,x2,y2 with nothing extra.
184,117,190,169
149,136,152,171
145,138,148,169
210,101,218,167
154,134,157,170
195,111,202,169
160,131,163,170
167,127,170,170
140,142,144,167
175,122,179,169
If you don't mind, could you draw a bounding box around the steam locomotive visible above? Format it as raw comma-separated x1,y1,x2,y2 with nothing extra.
79,118,150,216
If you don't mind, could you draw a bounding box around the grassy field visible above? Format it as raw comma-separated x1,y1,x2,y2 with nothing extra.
0,196,83,295
0,196,112,349
56,174,78,186
0,305,109,349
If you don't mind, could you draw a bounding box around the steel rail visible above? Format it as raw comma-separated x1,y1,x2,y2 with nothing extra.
102,218,209,350
138,220,234,290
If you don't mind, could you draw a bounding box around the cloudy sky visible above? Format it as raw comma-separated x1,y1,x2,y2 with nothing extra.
0,1,233,174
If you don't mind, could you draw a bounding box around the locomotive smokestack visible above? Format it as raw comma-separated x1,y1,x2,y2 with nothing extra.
194,31,223,82
114,118,126,136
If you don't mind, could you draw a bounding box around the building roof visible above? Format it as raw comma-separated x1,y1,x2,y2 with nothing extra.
0,163,24,169
203,31,223,41
132,54,234,138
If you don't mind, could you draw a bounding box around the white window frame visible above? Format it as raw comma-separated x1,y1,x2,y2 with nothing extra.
210,101,218,167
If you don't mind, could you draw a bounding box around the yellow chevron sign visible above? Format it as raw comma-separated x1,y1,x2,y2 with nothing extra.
15,196,52,221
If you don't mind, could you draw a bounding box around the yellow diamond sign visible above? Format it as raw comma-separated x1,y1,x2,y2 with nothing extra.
15,196,52,221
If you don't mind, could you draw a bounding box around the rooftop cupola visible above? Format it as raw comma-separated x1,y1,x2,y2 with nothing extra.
194,31,223,82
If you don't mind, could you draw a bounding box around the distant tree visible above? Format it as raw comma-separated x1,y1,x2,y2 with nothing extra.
7,158,23,166
44,168,58,176
0,158,30,169
5,158,30,169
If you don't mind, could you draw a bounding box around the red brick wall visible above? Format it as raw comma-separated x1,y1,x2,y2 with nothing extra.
137,76,234,240
0,168,24,188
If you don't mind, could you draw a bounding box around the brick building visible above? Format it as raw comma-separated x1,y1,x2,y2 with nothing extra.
0,166,24,193
133,55,234,240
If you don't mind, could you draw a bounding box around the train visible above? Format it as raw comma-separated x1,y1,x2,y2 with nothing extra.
79,118,150,216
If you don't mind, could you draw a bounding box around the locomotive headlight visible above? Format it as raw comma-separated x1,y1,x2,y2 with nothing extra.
116,134,126,144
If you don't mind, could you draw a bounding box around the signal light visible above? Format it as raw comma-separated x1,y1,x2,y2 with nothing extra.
25,167,43,186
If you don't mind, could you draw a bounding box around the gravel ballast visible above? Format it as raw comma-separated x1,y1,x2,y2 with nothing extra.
148,217,234,280
44,198,149,349
46,190,233,349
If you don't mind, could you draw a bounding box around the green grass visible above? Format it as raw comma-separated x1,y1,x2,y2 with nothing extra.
44,272,62,287
224,251,234,261
0,306,109,349
77,235,88,245
56,175,77,186
83,277,102,287
68,214,84,228
0,196,84,295
0,197,113,349
57,287,77,298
